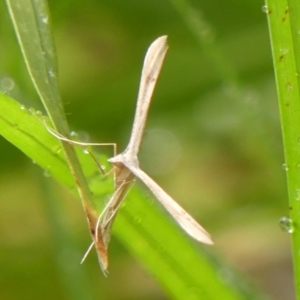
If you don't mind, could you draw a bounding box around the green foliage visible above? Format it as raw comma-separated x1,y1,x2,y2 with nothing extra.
0,93,251,299
0,0,291,299
1,0,264,296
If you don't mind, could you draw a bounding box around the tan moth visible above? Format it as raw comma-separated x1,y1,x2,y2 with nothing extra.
46,35,213,273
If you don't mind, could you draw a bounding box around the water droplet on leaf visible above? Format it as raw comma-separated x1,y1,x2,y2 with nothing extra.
279,216,293,233
295,189,300,201
36,110,42,117
285,83,293,91
48,70,55,78
1,77,15,91
43,169,51,178
280,48,289,55
41,15,48,24
70,131,78,139
262,5,269,13
83,148,89,154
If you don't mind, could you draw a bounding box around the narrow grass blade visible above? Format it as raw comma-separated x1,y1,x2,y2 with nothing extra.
4,0,105,264
5,0,64,124
265,0,300,298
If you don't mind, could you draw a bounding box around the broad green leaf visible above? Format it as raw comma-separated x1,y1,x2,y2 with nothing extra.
0,92,268,300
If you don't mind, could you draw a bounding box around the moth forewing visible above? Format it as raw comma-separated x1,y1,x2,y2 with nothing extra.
125,35,169,157
108,35,213,245
100,36,169,243
83,203,109,274
118,158,213,244
96,165,135,244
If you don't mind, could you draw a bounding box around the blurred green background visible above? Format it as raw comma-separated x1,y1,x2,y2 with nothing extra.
0,0,293,299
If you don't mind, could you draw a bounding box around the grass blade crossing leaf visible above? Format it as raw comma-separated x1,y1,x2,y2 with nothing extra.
5,0,108,268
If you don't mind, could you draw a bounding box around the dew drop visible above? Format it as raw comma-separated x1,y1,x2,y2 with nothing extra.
41,15,48,24
48,70,55,78
43,169,51,178
295,189,300,201
20,105,26,110
36,110,42,117
286,83,293,91
70,131,78,139
280,48,289,55
282,163,289,171
0,77,15,91
262,5,269,13
279,216,293,233
83,148,89,154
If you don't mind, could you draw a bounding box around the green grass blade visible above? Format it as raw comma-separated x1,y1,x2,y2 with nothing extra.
5,0,97,214
265,0,300,298
0,92,268,300
5,0,64,125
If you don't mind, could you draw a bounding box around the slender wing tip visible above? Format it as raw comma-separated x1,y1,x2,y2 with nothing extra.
157,35,168,41
153,35,168,48
200,235,214,245
188,227,214,245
